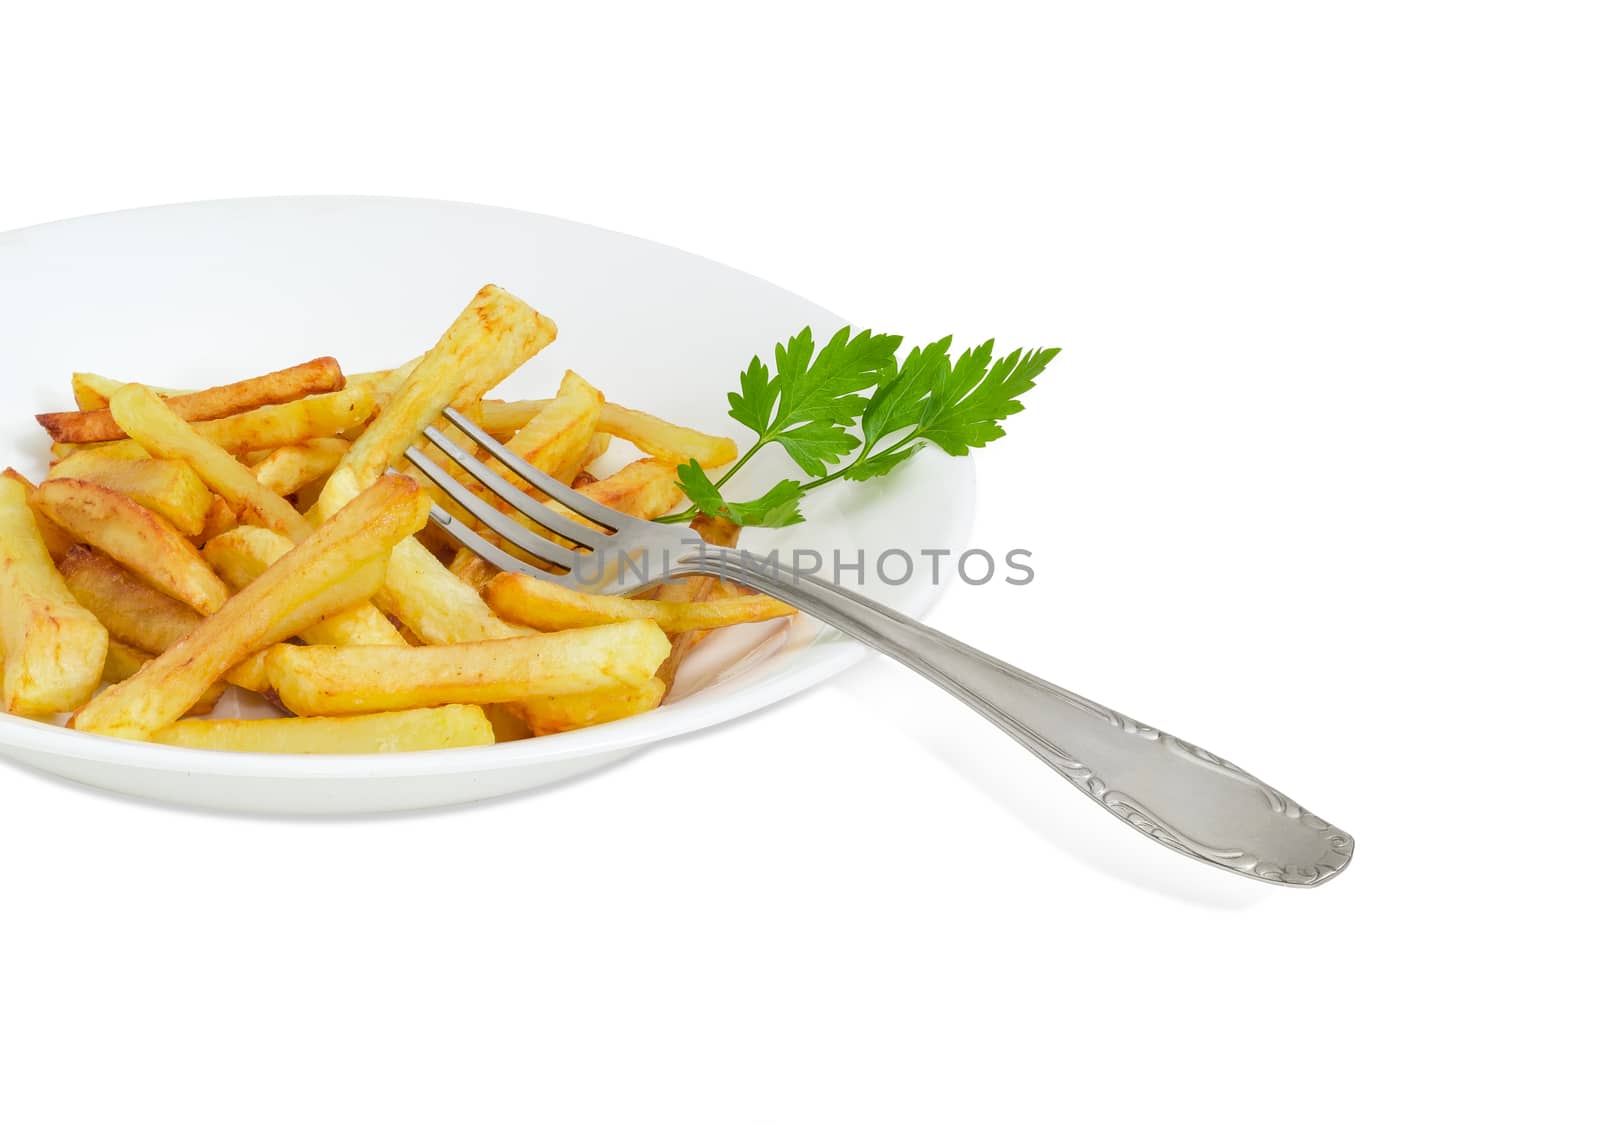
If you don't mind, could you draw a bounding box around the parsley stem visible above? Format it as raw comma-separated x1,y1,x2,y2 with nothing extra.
712,438,768,489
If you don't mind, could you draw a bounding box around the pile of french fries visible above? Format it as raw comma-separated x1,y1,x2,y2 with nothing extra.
0,285,795,754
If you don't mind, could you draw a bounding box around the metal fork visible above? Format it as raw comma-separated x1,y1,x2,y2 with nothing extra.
407,407,1354,886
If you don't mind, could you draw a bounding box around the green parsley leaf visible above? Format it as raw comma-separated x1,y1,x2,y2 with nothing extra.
841,440,924,482
676,460,805,528
727,325,900,455
918,343,1060,455
858,337,950,450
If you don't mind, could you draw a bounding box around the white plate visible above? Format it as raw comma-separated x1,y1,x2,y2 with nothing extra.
0,197,974,813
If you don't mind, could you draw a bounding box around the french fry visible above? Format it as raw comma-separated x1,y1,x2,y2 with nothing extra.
447,551,499,592
477,398,543,437
252,438,349,496
344,359,421,397
110,384,308,543
334,359,424,444
72,371,185,411
48,436,146,463
484,571,793,634
204,526,408,647
551,458,685,527
0,477,109,714
151,704,494,754
484,703,530,742
320,285,556,508
34,477,230,613
63,384,378,462
481,399,737,468
70,474,430,740
102,640,226,715
57,547,268,694
491,370,602,488
40,358,344,443
194,496,238,544
378,539,534,643
1,469,75,562
47,448,213,535
518,678,667,736
265,620,670,716
594,402,738,468
99,639,153,684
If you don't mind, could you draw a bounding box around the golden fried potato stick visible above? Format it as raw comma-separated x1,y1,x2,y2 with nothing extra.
484,703,531,742
586,432,612,460
55,384,377,462
193,496,238,544
204,526,407,648
58,547,270,694
1,468,75,562
333,361,425,446
72,371,185,411
594,402,738,468
378,538,533,644
99,639,154,685
558,458,686,524
101,640,226,715
109,384,307,543
491,370,602,488
40,358,344,444
152,704,494,754
252,438,349,496
518,678,667,736
484,571,793,634
265,620,670,716
71,474,431,740
48,448,213,535
480,399,738,468
477,398,544,437
319,284,556,508
80,364,396,413
34,477,231,613
0,477,109,715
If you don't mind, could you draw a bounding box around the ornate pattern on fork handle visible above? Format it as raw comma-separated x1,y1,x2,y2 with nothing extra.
1028,689,1353,885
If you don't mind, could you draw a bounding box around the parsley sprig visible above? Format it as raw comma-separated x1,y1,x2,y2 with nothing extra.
660,326,1058,527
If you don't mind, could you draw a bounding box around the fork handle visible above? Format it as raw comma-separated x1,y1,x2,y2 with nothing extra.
685,548,1353,886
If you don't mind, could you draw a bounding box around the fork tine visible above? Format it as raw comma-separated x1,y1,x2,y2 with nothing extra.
403,448,580,571
414,426,611,550
442,407,642,530
422,504,558,577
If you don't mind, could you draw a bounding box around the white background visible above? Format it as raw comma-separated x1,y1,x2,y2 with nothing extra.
1,3,1594,1122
